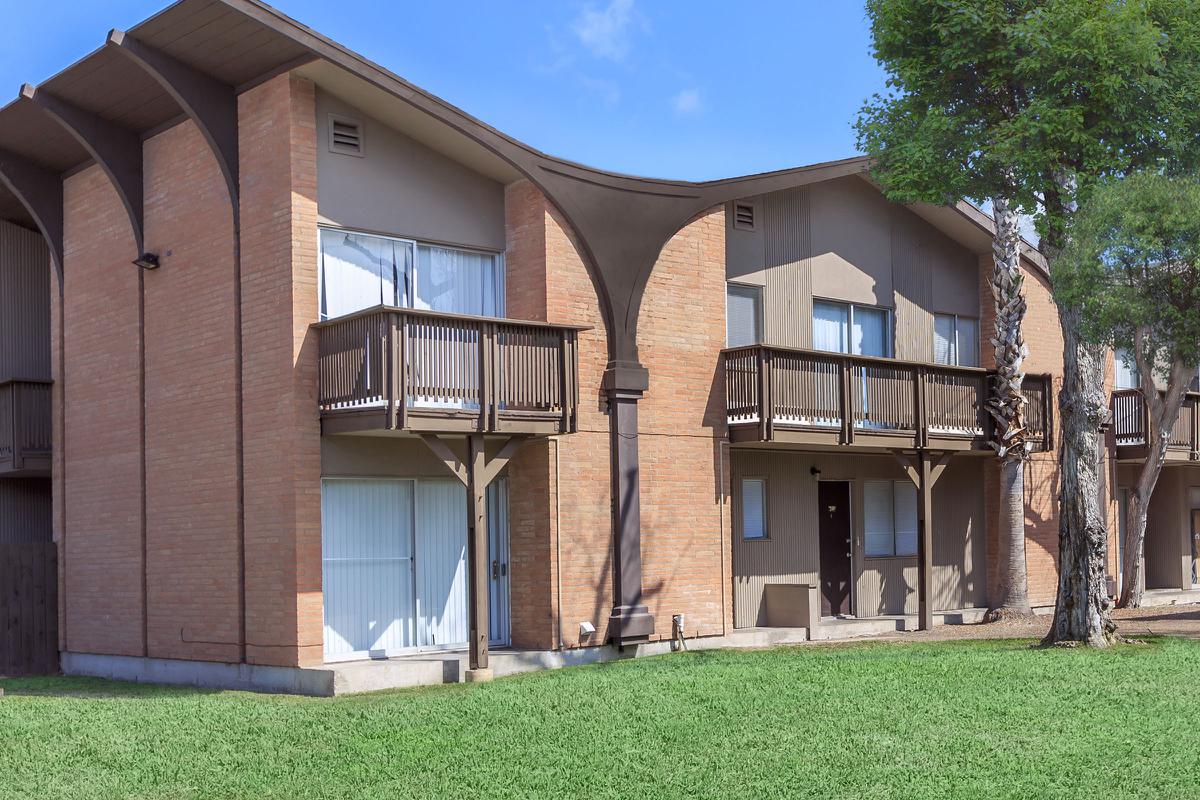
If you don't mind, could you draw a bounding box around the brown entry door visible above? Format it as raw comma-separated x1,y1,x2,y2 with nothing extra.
818,481,853,616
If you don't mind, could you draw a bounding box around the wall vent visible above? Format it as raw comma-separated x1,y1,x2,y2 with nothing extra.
732,200,756,231
328,114,364,157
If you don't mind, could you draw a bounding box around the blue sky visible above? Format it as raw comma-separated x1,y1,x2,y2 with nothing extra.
0,0,886,181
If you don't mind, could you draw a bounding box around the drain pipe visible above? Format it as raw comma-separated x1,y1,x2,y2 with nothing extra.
553,436,564,650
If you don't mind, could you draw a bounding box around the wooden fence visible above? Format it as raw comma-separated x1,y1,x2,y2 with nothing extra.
1,542,58,676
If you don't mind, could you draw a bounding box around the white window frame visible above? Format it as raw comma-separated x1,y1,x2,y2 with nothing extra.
726,282,764,347
863,479,918,558
933,313,980,367
1113,347,1140,390
318,225,505,321
740,477,768,541
812,298,895,358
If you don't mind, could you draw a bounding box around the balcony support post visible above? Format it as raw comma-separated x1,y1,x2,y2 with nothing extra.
419,433,528,680
604,364,655,645
895,450,952,631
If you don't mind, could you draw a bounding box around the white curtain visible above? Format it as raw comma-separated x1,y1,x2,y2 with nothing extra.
726,284,762,347
415,245,503,317
813,301,849,353
933,314,956,365
319,230,412,319
852,306,888,358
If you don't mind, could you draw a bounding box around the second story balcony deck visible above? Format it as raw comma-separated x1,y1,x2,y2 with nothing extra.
724,345,1052,452
1112,388,1200,462
0,379,52,477
316,306,585,437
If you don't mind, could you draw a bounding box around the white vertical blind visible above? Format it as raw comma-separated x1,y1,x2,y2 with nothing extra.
813,300,849,353
1114,348,1140,389
319,229,413,319
726,284,762,347
852,306,889,358
321,479,415,660
415,245,503,317
933,313,956,365
741,478,767,539
957,317,980,367
416,479,469,648
864,480,895,557
893,480,919,556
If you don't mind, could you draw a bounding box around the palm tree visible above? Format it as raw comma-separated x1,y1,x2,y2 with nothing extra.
985,197,1032,619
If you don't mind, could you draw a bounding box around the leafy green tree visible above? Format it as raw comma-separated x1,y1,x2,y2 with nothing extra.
856,0,1199,644
1054,172,1200,607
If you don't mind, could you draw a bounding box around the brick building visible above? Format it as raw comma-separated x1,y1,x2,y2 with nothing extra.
0,0,1195,692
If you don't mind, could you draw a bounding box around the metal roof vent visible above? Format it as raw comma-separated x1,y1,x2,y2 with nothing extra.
328,114,364,157
733,200,756,231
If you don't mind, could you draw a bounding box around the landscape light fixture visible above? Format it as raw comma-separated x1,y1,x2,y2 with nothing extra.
132,252,160,270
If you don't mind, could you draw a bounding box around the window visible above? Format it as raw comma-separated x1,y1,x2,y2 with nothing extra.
863,480,918,557
726,283,763,347
1114,348,1140,390
934,314,980,367
741,478,767,540
812,299,892,358
319,228,504,320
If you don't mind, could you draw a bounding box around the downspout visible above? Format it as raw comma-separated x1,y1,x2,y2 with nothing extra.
718,438,728,637
553,436,563,650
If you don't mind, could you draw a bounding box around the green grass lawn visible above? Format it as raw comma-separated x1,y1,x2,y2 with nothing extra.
2,638,1199,800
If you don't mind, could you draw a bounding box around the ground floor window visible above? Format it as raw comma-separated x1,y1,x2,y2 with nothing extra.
740,477,767,540
320,477,510,662
863,480,918,557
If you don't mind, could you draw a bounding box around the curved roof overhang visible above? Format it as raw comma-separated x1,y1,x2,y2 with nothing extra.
0,0,1034,373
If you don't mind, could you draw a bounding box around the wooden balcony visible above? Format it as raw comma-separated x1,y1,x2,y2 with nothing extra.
1112,388,1200,462
0,379,52,477
723,345,1052,452
316,306,585,437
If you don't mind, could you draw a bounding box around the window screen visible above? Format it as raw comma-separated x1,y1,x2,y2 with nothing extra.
741,478,767,540
726,284,762,347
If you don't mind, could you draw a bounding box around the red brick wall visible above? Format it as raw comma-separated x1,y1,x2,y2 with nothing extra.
142,121,241,662
61,165,143,657
504,180,731,648
238,74,323,668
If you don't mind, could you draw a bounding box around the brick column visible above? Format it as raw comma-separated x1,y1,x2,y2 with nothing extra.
238,74,323,668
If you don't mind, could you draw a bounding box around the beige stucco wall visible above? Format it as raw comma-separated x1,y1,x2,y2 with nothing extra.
1118,463,1200,591
730,450,986,627
315,89,505,251
725,176,979,362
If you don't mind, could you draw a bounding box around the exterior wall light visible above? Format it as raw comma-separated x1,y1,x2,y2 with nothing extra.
132,252,160,270
810,466,822,480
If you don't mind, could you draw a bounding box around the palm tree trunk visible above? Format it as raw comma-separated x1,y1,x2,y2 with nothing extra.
986,196,1031,618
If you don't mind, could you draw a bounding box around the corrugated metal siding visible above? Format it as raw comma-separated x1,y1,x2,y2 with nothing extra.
0,478,52,544
762,188,812,349
416,479,468,648
1145,468,1184,590
732,451,986,625
0,220,51,380
891,209,933,362
321,479,416,660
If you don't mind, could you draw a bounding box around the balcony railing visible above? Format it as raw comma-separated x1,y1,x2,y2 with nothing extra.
316,306,584,436
0,379,52,475
724,345,1052,451
1112,388,1200,461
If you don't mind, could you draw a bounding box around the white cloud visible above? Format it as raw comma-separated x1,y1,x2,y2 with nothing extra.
572,0,637,61
672,88,703,115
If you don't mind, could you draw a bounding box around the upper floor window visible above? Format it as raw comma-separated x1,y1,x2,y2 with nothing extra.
319,227,504,321
933,314,980,368
1114,347,1139,390
812,299,893,358
726,283,763,347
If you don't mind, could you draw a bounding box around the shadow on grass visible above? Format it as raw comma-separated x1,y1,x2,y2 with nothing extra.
0,675,224,700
